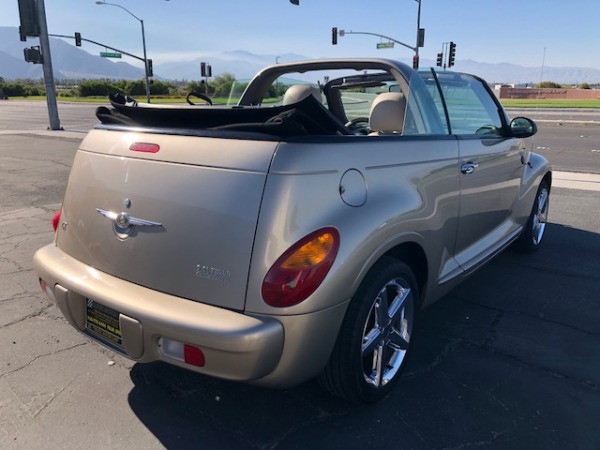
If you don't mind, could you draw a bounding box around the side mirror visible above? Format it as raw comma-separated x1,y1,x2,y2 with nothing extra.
510,117,537,138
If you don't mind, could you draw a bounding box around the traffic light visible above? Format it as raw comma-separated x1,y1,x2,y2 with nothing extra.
417,28,425,48
332,27,338,45
436,52,443,67
75,32,81,47
412,55,419,70
18,0,39,41
200,62,207,77
23,46,42,64
207,64,212,77
147,59,153,77
448,41,456,67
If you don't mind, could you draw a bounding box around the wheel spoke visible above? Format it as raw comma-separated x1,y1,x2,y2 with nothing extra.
538,189,548,214
376,291,389,324
538,190,549,222
362,327,382,355
382,349,406,385
387,284,409,321
389,330,410,350
370,343,384,386
533,188,549,245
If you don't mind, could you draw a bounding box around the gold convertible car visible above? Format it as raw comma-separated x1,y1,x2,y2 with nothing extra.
34,59,551,403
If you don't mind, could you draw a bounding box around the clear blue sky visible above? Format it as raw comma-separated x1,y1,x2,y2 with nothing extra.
2,0,599,69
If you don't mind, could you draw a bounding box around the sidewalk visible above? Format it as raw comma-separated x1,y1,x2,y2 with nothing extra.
553,171,600,191
0,129,87,139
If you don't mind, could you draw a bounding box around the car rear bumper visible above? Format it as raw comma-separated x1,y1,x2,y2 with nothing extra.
33,244,284,382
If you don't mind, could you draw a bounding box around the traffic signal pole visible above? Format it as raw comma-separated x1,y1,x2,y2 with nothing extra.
140,18,150,103
36,0,61,130
335,1,424,69
414,0,422,69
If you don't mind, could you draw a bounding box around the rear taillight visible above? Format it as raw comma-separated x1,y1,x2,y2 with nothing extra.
262,227,339,308
52,209,61,232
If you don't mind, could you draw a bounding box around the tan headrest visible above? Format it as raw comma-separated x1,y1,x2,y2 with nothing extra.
369,92,407,134
282,85,322,105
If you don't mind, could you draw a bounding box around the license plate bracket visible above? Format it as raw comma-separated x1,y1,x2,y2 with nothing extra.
85,299,124,351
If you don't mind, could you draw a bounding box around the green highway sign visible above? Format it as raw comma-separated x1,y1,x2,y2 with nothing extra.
376,42,394,49
100,52,122,58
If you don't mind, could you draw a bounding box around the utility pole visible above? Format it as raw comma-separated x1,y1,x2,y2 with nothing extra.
36,0,61,130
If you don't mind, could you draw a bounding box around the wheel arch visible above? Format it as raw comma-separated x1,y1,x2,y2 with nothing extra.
542,170,552,190
524,152,552,194
384,241,428,308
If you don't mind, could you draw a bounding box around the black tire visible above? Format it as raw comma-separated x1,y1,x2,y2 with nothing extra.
515,180,550,253
318,257,419,403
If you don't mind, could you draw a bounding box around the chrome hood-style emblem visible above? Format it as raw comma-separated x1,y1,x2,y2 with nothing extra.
96,208,162,239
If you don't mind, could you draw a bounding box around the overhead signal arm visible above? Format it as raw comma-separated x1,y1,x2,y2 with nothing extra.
49,33,146,62
334,29,417,52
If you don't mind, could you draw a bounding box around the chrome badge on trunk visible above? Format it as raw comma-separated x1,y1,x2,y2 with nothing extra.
96,208,162,240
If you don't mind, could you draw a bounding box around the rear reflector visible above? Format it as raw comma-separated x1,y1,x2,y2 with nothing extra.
129,142,160,153
39,278,56,302
158,337,205,367
184,345,206,367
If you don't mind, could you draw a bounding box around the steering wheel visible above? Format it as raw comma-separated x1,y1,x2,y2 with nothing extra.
346,117,369,127
345,116,370,135
186,92,213,106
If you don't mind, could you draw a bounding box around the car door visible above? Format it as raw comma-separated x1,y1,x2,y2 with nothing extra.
435,71,525,271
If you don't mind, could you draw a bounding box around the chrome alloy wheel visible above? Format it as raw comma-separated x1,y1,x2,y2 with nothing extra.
362,278,414,387
319,257,418,403
532,186,549,246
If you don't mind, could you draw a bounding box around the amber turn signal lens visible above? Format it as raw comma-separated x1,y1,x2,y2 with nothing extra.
280,232,336,269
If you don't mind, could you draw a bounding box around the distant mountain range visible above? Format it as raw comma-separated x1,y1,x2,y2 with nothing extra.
2,26,600,84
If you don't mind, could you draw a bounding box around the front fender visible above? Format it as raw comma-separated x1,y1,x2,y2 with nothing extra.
517,151,552,223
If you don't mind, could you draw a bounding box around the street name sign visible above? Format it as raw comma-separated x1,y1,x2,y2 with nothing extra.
100,52,122,58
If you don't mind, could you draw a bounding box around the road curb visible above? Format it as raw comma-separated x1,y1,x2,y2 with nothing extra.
553,171,600,191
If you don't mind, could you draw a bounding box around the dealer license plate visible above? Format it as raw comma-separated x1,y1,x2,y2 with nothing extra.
85,299,124,351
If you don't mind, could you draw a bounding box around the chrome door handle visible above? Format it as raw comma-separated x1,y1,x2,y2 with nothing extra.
461,162,479,174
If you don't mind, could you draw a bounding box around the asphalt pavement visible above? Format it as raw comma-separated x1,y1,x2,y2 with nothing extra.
0,129,599,450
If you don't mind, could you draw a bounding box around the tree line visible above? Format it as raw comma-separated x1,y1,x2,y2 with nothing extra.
0,73,272,98
3,75,593,99
538,81,593,89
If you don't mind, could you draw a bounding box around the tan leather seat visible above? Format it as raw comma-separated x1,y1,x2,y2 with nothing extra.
282,85,322,105
368,92,407,135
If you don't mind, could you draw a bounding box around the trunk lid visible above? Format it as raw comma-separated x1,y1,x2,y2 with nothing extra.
57,129,278,311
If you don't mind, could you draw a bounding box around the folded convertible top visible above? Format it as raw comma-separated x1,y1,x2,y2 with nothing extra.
95,94,352,136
